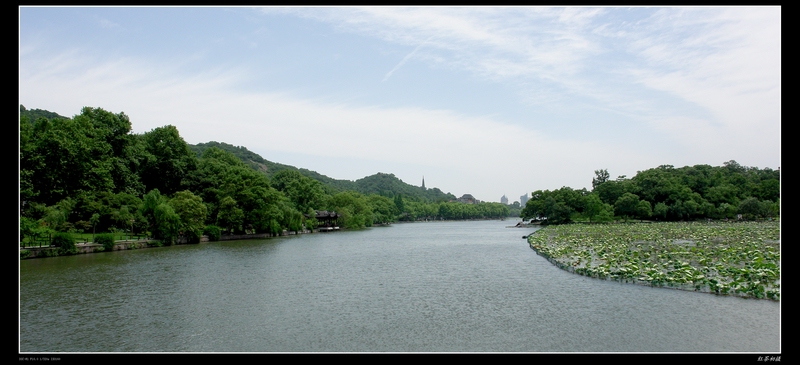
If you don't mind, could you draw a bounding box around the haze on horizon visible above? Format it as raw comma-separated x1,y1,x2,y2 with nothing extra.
19,6,781,203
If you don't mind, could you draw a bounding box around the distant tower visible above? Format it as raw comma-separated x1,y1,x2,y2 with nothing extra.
501,194,508,205
422,176,426,189
520,193,529,208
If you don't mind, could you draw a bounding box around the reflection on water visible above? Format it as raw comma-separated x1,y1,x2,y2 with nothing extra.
20,220,780,352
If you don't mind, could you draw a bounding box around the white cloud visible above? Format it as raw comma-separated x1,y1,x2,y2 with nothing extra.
20,47,651,198
621,7,780,163
267,7,604,83
20,7,780,200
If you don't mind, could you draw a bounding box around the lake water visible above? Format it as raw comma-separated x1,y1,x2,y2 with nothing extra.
19,219,780,352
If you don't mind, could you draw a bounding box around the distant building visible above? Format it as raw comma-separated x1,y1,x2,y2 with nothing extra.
501,195,508,205
422,176,425,189
520,193,529,208
457,194,478,204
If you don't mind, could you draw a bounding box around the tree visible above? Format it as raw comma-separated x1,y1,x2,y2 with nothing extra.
90,213,100,242
653,202,668,220
304,208,319,230
169,190,207,243
592,169,610,190
595,203,615,222
723,160,745,174
547,201,573,224
754,178,780,202
738,197,769,220
141,125,197,195
217,196,244,234
76,107,146,196
140,189,167,237
614,193,641,221
705,184,740,207
187,146,288,233
24,115,111,205
394,194,405,215
595,180,631,206
153,203,181,245
328,191,373,229
368,194,397,224
112,205,134,234
21,107,149,211
20,115,36,206
19,216,44,246
636,200,652,221
271,169,326,213
520,189,575,224
280,202,304,232
584,194,604,222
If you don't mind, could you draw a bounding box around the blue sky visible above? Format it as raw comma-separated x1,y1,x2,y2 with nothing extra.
19,6,781,203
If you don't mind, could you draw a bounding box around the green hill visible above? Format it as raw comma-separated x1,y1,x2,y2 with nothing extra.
20,105,68,123
19,104,456,203
354,172,455,202
190,141,454,201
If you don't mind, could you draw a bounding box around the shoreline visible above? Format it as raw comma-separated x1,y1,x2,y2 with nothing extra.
19,227,320,259
20,218,513,259
19,217,510,260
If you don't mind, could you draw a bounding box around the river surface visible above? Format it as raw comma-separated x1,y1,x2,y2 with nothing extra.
19,219,780,352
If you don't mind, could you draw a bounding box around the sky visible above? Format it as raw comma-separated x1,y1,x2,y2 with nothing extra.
19,6,781,203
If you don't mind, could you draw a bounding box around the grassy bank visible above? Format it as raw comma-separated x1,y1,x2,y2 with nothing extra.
527,221,780,300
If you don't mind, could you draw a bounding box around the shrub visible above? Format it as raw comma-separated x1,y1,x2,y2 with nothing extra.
20,216,38,244
52,232,75,249
183,229,202,244
52,232,77,255
204,225,221,242
95,233,115,252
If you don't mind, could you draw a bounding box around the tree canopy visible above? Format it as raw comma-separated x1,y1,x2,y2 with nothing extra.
20,105,509,247
520,162,779,224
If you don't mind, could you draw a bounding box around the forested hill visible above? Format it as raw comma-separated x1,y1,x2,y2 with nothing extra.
190,141,455,202
20,105,68,122
22,105,504,244
190,141,357,193
354,173,456,202
188,141,348,190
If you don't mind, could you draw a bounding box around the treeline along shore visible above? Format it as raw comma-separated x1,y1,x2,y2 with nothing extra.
512,139,779,301
19,105,779,259
519,164,778,225
19,105,509,257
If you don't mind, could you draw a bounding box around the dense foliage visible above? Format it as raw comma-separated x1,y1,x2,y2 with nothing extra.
51,232,77,255
95,233,115,251
20,105,503,248
521,164,779,224
203,225,222,242
190,142,457,202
